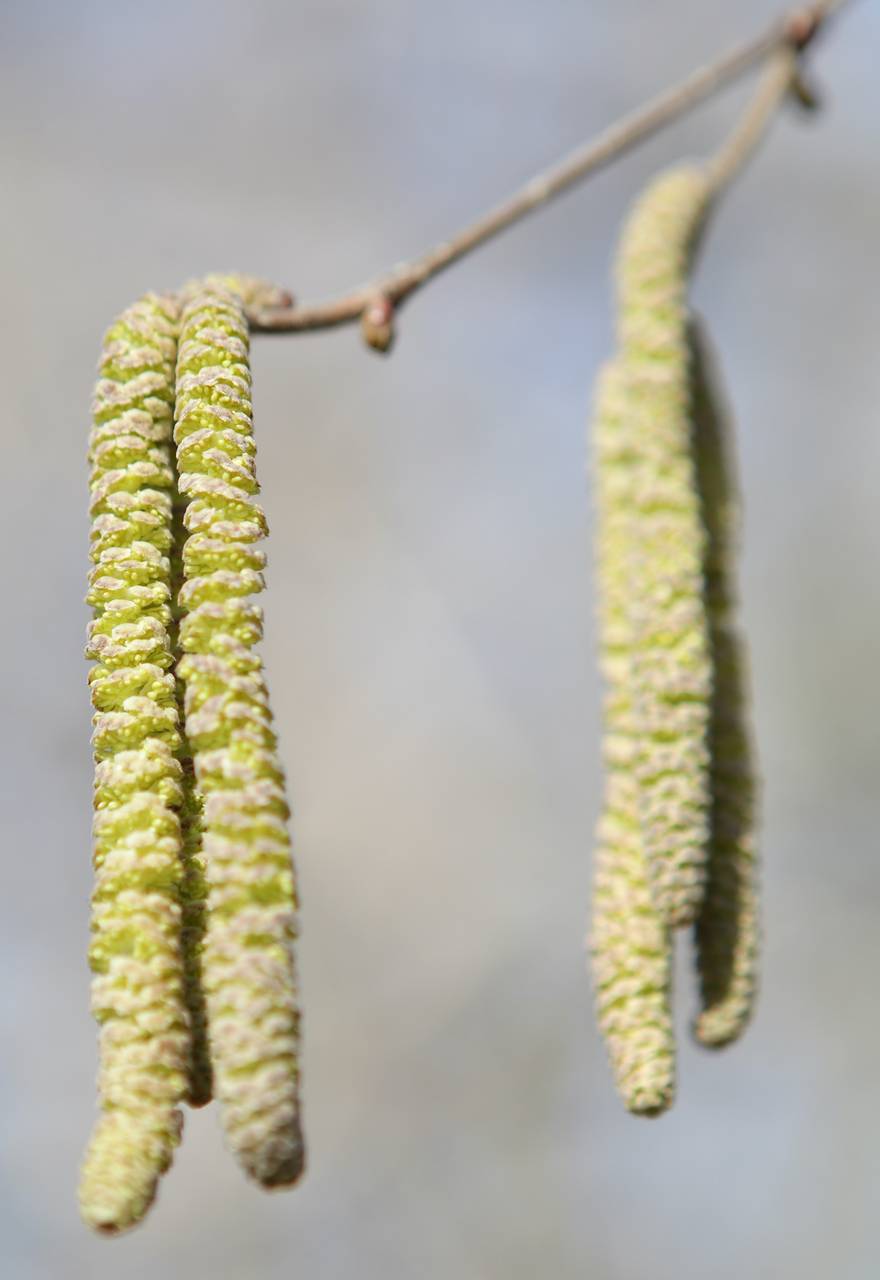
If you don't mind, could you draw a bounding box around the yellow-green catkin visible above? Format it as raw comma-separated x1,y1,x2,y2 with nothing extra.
81,293,190,1233
173,279,305,1188
616,165,714,929
589,361,676,1116
689,320,759,1048
169,275,292,1111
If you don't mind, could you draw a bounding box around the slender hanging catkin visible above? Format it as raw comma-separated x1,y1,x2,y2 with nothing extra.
688,319,760,1048
589,360,676,1115
80,293,191,1233
616,165,714,929
171,275,295,1113
173,278,305,1187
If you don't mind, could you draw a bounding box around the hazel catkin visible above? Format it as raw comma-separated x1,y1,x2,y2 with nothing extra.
589,360,676,1115
173,278,305,1188
688,319,760,1049
615,165,714,930
80,293,191,1233
590,166,762,1112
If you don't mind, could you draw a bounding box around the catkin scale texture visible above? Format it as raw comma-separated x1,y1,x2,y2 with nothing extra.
174,281,305,1188
589,361,676,1115
689,321,759,1048
170,524,212,1108
80,294,190,1233
616,165,714,929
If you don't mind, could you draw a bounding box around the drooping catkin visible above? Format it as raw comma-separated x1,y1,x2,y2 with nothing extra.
173,279,305,1187
167,275,291,1112
589,360,676,1115
616,165,714,929
80,293,190,1233
689,320,760,1048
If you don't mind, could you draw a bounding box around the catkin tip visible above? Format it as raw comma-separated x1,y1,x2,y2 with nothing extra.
79,1110,182,1235
692,1011,741,1050
248,1126,307,1188
186,1074,213,1109
628,1094,673,1119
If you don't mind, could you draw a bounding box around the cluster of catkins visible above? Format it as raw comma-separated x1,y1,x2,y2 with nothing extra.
588,165,759,1116
82,274,304,1233
79,164,760,1231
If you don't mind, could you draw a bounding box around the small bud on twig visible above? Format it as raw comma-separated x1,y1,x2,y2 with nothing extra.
360,294,396,354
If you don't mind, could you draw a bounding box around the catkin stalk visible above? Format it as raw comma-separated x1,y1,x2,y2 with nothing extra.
616,165,714,929
173,279,305,1187
589,361,676,1115
80,293,190,1233
689,320,760,1047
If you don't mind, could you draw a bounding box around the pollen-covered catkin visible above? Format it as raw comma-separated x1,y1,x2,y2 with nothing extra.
688,320,759,1048
616,165,714,929
80,293,190,1233
173,279,305,1188
589,361,676,1115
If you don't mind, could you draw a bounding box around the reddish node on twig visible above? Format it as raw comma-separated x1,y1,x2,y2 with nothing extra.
360,294,396,354
784,9,820,50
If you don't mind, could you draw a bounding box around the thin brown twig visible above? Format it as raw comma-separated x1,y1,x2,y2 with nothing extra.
706,47,799,193
249,0,852,348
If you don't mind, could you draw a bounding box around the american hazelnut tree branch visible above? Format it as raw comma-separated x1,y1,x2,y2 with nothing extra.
248,0,853,352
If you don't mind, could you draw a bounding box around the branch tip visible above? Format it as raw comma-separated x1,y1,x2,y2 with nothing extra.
246,0,854,343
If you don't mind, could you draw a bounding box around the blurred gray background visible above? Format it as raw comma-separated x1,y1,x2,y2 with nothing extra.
2,1,879,1276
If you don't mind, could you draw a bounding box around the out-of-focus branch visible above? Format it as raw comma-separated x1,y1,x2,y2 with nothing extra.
249,0,853,352
707,47,800,194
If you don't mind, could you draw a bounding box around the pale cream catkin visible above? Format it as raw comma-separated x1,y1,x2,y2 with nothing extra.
173,278,305,1188
688,319,760,1048
589,360,676,1115
615,165,714,930
81,293,191,1233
